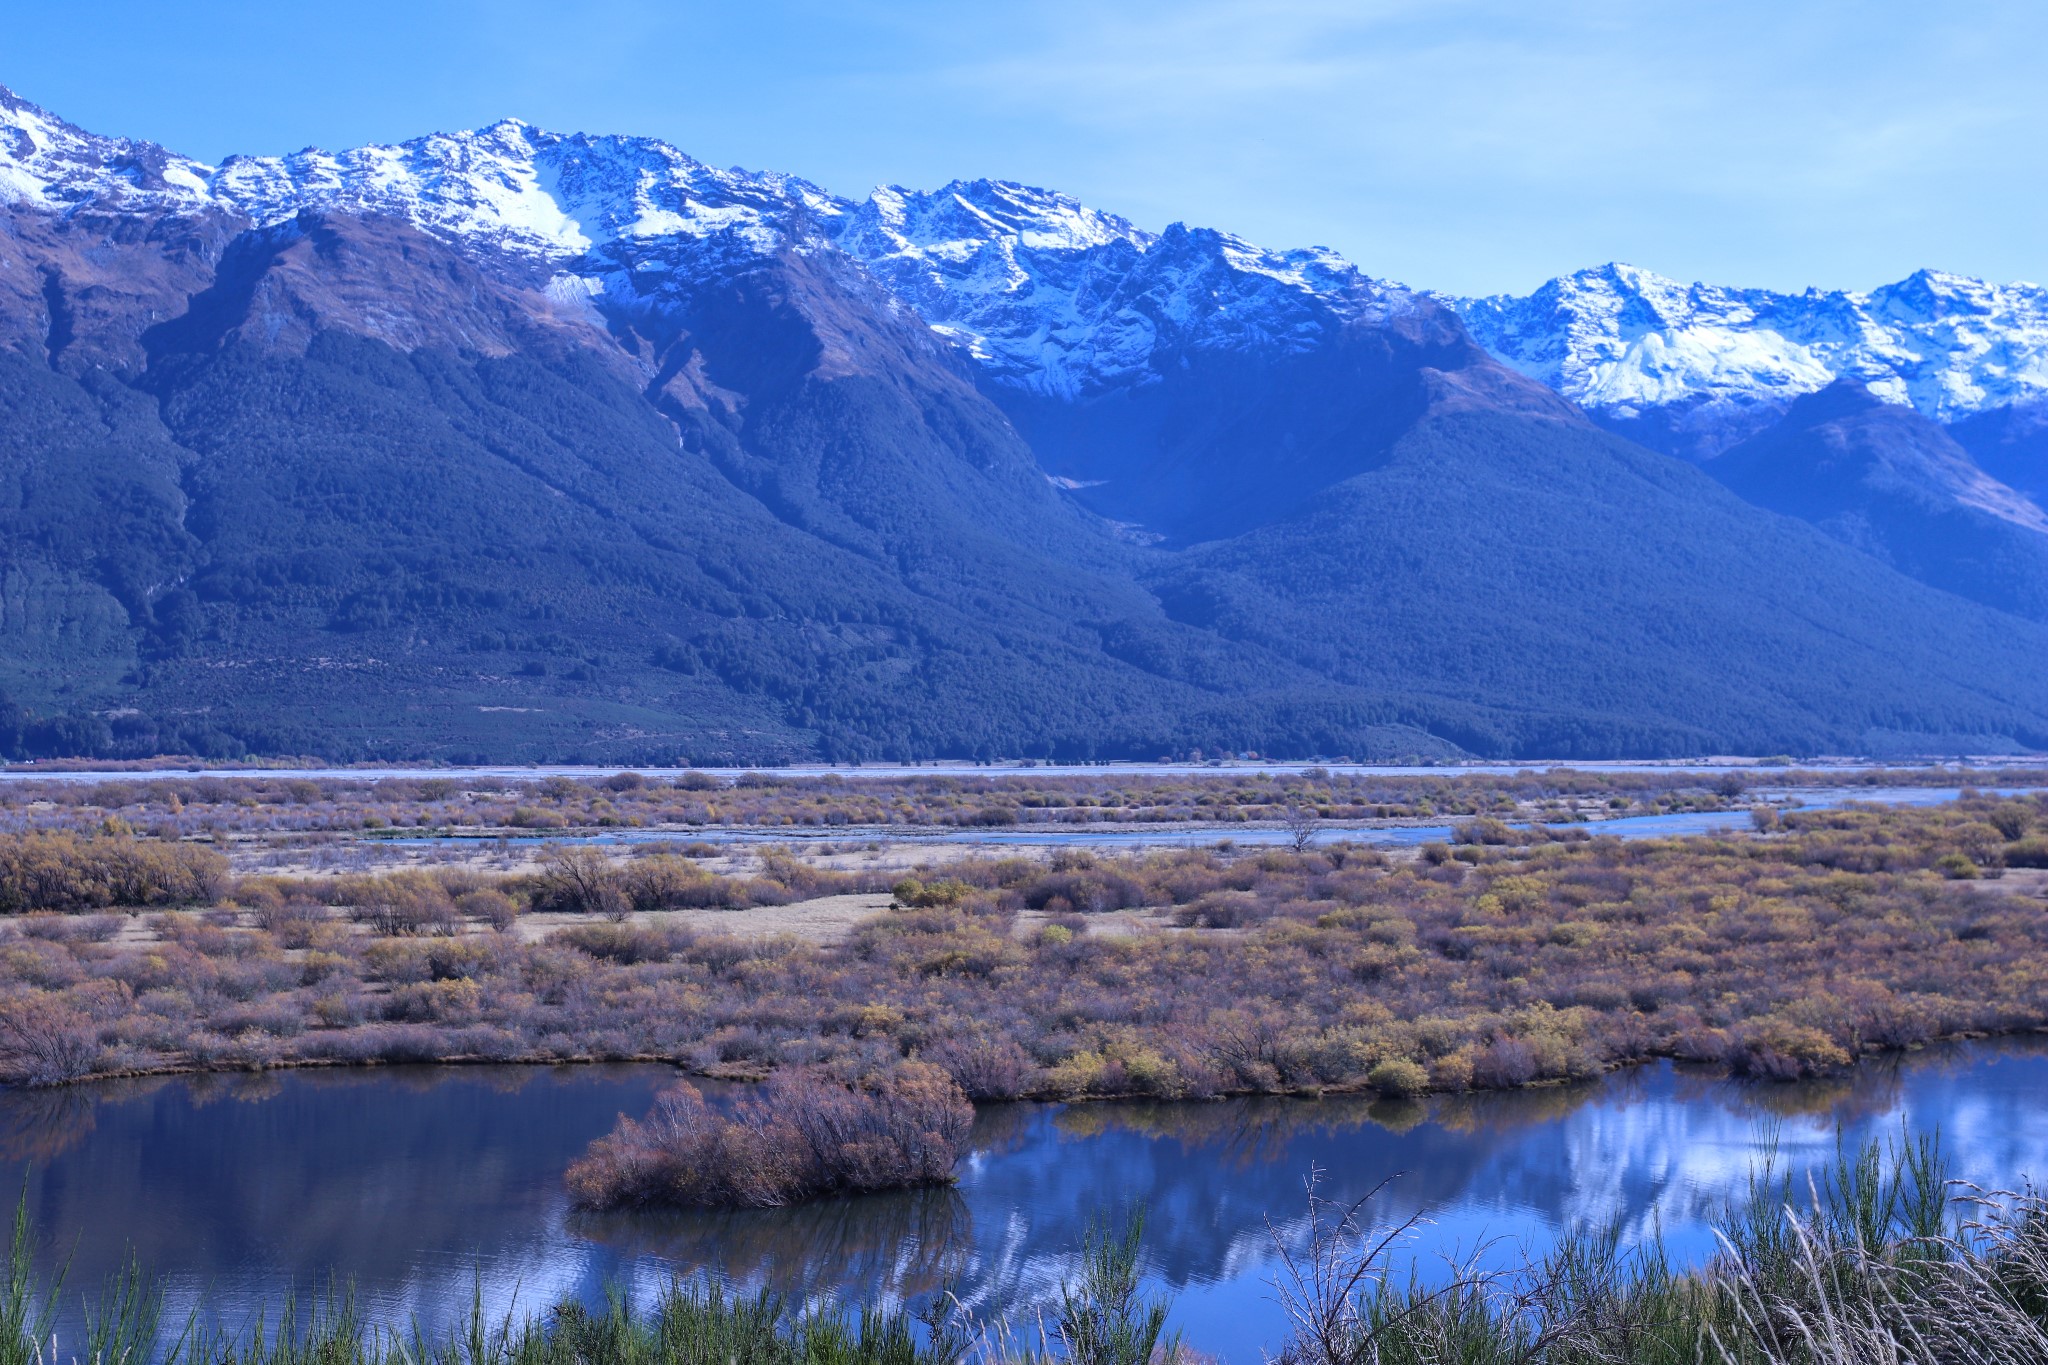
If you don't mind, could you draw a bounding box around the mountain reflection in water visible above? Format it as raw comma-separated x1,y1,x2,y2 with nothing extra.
1,1040,2044,1364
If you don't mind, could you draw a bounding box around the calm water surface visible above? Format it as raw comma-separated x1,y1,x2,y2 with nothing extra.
6,1040,2047,1361
366,784,2015,851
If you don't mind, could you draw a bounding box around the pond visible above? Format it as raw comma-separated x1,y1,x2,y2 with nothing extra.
6,1038,2047,1361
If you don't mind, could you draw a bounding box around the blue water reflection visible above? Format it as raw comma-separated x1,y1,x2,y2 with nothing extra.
3,1040,2045,1362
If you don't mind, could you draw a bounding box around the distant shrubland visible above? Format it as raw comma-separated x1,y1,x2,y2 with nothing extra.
0,765,2036,843
0,832,226,913
0,792,2038,1094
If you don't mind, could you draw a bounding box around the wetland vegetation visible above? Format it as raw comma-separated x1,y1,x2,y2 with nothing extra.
0,774,2038,1109
2,765,2036,846
566,1065,975,1210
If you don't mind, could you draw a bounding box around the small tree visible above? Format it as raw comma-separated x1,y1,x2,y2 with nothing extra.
1283,802,1320,854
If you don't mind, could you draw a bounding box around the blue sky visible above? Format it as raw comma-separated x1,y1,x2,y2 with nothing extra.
9,0,2044,296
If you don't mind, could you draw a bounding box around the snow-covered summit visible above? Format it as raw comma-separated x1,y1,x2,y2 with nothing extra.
831,180,1398,396
846,179,1153,261
0,85,213,211
0,84,1418,394
0,86,840,255
12,85,2048,425
200,114,1417,397
1449,263,2048,432
209,120,845,260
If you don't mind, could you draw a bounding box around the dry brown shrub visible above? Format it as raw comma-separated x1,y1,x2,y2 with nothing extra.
1172,890,1266,928
0,994,99,1086
1730,1017,1854,1079
566,1062,973,1209
454,888,519,930
924,1035,1038,1099
0,832,226,913
622,853,717,910
532,845,630,918
384,978,484,1023
340,871,459,936
254,896,326,948
553,923,687,964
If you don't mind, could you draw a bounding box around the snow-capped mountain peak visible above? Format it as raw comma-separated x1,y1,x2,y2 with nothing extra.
0,84,213,211
831,181,1399,397
11,83,2048,443
0,82,853,263
208,122,843,261
1448,261,2048,447
0,84,1429,399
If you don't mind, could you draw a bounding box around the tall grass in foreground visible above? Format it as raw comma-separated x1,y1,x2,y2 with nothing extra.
2,1268,973,1365
7,1136,2048,1364
1269,1134,2048,1365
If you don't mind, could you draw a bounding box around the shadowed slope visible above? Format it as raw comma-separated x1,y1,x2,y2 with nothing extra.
1154,408,2048,756
1710,380,2048,621
3,213,1361,762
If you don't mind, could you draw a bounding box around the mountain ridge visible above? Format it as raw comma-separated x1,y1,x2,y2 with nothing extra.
18,84,2044,458
0,86,1418,396
12,83,2048,442
1708,380,2048,622
1445,261,2048,457
1441,262,2048,616
3,84,2047,763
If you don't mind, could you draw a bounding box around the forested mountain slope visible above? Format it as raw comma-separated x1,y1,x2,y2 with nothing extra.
1707,381,2048,622
2,86,2045,761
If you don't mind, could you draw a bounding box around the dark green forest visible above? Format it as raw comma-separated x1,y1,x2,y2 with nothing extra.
4,216,2048,763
